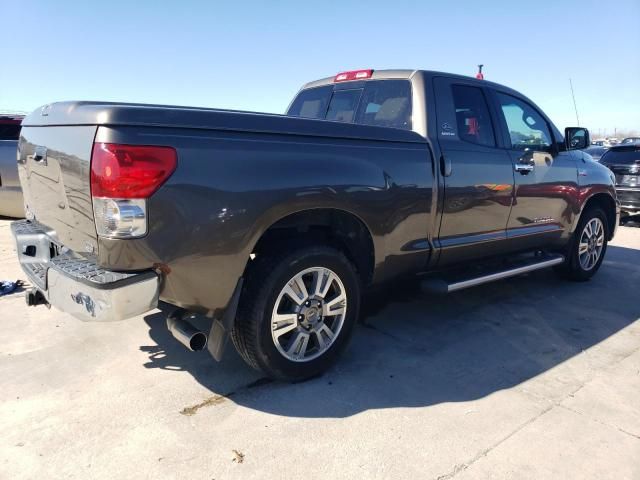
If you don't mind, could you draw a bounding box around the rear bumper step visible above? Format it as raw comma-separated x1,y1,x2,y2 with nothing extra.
11,220,159,322
421,253,565,294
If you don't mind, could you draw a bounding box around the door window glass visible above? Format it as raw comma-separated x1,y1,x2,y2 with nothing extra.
497,92,552,151
451,85,495,147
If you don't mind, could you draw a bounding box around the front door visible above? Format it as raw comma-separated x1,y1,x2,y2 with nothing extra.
492,91,578,250
433,78,515,265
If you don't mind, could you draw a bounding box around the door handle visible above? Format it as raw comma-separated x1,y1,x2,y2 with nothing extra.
32,146,47,166
440,155,452,177
514,163,533,174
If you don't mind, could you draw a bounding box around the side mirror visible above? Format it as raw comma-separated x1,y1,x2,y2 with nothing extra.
565,127,590,150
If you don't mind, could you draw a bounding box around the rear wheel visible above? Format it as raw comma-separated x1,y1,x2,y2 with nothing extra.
231,245,360,381
555,207,608,281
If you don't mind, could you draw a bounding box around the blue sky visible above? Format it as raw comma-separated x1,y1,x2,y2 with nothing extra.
2,0,639,135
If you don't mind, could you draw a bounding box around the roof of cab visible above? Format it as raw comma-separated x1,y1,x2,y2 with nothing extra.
302,69,419,89
301,69,522,97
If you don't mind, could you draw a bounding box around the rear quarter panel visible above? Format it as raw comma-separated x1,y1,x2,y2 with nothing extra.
95,126,434,316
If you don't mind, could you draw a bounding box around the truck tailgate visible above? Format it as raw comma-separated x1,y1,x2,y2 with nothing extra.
18,126,98,253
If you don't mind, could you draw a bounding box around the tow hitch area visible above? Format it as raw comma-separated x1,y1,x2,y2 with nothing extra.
25,288,49,307
11,220,161,322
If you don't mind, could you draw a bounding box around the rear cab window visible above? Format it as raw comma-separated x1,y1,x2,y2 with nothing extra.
600,146,640,165
287,79,412,131
287,86,333,119
326,89,362,123
355,80,412,130
0,118,22,140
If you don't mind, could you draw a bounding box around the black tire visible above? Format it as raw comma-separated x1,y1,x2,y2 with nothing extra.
231,245,361,381
555,207,608,281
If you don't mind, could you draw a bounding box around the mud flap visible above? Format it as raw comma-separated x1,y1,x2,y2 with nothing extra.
207,278,243,361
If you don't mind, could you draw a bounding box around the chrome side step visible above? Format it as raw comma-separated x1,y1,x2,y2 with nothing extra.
421,254,565,294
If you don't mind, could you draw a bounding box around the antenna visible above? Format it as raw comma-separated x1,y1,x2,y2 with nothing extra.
569,78,580,126
476,64,484,80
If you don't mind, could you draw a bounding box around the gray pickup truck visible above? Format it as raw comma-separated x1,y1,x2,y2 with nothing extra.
12,69,619,381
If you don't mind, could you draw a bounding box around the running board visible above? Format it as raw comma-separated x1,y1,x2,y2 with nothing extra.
421,254,565,294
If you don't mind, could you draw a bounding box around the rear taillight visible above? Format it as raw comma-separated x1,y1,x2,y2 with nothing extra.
90,143,177,238
334,69,373,82
91,143,177,198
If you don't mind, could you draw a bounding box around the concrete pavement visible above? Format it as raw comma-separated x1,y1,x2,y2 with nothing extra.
1,218,639,479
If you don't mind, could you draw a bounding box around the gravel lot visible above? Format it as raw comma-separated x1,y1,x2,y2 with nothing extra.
1,218,639,479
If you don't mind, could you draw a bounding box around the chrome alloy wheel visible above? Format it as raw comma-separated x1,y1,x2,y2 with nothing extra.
270,267,347,362
578,217,605,271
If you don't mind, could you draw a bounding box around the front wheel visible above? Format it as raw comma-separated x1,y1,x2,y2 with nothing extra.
555,207,608,281
231,245,361,381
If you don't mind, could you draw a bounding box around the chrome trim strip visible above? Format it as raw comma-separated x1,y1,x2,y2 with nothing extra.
438,230,506,248
507,224,564,238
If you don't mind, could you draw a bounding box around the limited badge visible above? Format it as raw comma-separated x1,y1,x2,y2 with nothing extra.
441,122,455,136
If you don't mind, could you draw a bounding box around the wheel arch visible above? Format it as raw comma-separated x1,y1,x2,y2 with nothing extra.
576,192,617,240
246,208,376,286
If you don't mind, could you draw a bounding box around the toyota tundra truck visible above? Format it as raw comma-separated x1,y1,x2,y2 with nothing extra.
11,69,619,381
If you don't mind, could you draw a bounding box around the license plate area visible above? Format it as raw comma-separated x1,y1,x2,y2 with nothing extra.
13,222,58,264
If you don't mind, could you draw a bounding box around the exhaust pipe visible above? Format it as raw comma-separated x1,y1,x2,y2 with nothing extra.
166,309,208,352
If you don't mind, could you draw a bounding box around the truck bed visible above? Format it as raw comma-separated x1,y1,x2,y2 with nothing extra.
18,101,433,315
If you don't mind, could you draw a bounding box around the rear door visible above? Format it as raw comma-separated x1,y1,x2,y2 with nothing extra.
490,90,577,249
433,77,515,264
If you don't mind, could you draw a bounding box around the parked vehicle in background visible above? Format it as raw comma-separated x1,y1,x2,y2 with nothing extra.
0,115,24,218
600,143,640,217
621,137,640,145
12,69,619,381
582,145,608,162
592,140,607,146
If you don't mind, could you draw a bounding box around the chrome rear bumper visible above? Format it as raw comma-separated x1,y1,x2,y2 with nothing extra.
11,220,159,322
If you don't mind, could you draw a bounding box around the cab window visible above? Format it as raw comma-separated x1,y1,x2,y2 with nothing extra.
451,85,495,147
0,119,21,140
325,89,362,123
288,80,413,130
287,86,332,119
355,80,412,130
496,92,552,151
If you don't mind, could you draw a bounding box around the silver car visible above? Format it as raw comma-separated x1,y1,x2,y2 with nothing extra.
0,115,24,218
